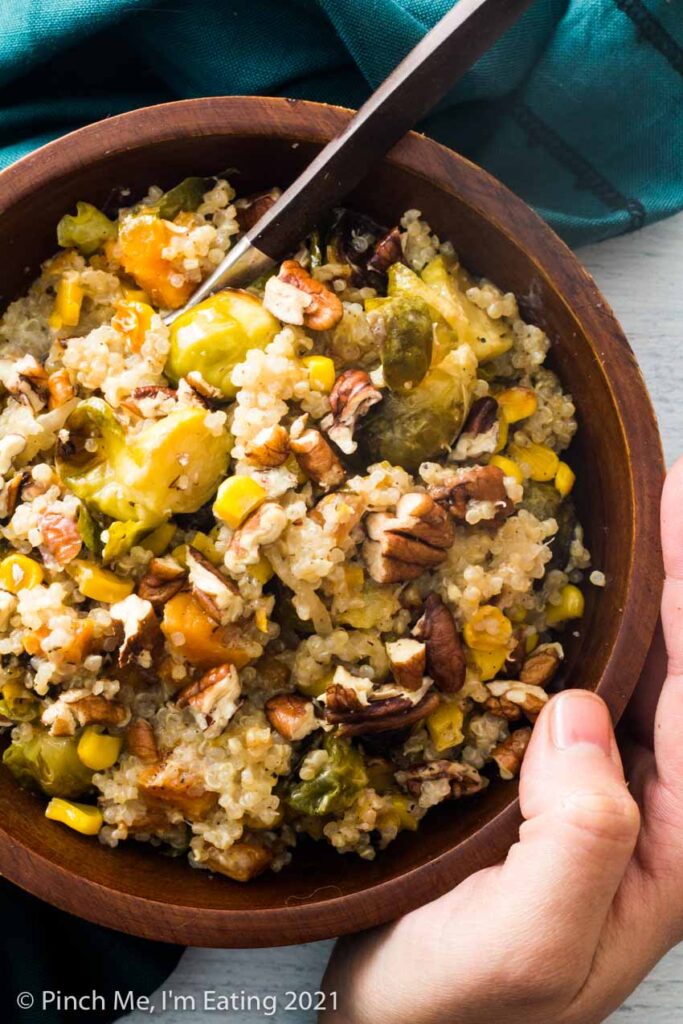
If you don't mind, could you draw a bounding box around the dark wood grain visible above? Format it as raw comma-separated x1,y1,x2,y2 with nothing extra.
0,96,664,947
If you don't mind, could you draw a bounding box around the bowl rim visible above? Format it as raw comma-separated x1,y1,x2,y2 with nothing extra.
0,95,664,946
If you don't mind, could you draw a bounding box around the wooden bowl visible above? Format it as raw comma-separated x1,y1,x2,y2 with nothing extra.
0,97,664,947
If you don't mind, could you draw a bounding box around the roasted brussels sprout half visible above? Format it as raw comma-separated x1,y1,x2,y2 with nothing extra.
287,735,368,817
522,481,577,572
167,289,279,398
156,176,207,220
368,295,433,392
57,398,231,526
56,202,117,257
0,674,40,722
358,346,477,471
3,729,93,798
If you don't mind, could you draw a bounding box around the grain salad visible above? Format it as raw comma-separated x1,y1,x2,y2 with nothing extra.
0,176,598,880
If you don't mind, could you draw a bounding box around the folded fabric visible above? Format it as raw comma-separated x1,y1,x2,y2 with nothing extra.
0,0,681,246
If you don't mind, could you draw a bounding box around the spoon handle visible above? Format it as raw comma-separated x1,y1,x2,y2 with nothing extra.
168,0,534,319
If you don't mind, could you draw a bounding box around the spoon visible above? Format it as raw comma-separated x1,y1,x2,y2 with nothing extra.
165,0,535,324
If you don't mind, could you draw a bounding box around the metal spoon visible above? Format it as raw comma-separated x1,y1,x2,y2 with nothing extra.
165,0,534,324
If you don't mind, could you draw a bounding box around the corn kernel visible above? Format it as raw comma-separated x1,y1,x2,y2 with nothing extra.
508,442,559,482
77,726,123,771
303,355,336,394
213,476,266,530
0,554,44,593
427,701,465,752
545,584,585,626
45,797,103,836
525,628,539,654
255,608,269,633
463,605,513,650
142,521,176,556
490,454,523,485
509,606,527,624
468,645,508,681
555,461,576,497
496,386,538,423
383,793,418,832
69,560,134,603
494,413,509,453
248,555,274,585
188,530,222,565
49,276,84,330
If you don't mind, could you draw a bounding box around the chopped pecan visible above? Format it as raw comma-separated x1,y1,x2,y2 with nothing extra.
4,355,49,412
227,502,288,571
110,594,161,669
413,593,466,693
138,557,187,607
428,464,514,524
484,694,522,722
40,511,82,566
520,643,562,688
70,695,129,729
461,396,499,436
139,760,218,818
309,492,366,547
320,369,382,454
235,188,280,232
185,371,224,403
126,719,159,763
204,840,274,882
366,226,404,276
503,631,526,679
1,470,29,521
487,680,548,723
396,760,486,799
245,424,290,467
176,663,241,737
278,260,343,330
187,547,242,624
325,687,439,737
290,415,346,490
265,692,318,741
120,385,177,418
364,492,454,583
386,638,427,692
47,368,75,410
492,727,532,779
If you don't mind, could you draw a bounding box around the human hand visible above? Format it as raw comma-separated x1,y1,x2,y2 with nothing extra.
321,459,683,1024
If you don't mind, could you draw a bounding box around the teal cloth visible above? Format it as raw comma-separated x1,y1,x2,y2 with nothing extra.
0,0,681,246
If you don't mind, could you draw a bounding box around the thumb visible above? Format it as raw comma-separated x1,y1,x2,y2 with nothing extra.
502,690,640,970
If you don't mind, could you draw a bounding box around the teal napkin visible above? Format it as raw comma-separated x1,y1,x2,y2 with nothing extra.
0,0,681,246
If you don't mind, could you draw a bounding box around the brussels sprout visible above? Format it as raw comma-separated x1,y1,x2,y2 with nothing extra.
101,520,149,563
369,296,433,392
0,674,39,722
167,289,279,398
57,399,231,526
56,202,117,257
77,503,100,555
157,177,207,221
3,729,93,798
522,481,577,572
287,735,368,817
358,346,477,471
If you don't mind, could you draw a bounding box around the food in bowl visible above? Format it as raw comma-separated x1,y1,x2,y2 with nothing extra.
0,176,600,881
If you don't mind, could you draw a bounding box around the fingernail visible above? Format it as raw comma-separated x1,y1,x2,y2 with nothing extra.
551,691,612,754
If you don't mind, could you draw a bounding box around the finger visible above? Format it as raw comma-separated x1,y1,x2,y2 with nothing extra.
623,619,667,750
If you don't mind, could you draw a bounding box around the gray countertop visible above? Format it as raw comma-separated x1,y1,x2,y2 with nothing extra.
124,212,683,1024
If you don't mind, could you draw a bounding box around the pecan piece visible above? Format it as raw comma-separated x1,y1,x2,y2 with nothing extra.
139,760,218,818
487,680,548,723
176,662,241,737
70,695,129,729
396,759,487,799
278,260,343,331
428,464,514,524
47,368,76,410
309,492,366,547
413,593,466,693
226,502,288,572
120,385,177,418
245,424,290,468
1,470,29,521
138,557,187,608
110,594,161,669
366,226,404,276
265,693,318,741
386,638,427,692
325,687,439,737
235,188,280,232
492,727,532,779
320,369,382,455
484,694,523,722
289,415,345,490
187,547,242,624
40,511,82,566
364,492,454,583
204,840,274,882
520,643,562,688
126,719,159,763
462,396,499,436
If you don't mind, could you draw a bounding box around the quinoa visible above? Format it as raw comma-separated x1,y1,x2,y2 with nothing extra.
0,183,594,881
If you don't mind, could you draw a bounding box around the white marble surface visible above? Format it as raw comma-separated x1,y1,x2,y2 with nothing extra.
124,212,683,1024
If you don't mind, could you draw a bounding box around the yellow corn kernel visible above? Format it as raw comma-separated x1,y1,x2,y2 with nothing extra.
509,606,527,624
545,584,585,626
525,628,539,654
463,605,513,650
45,797,103,836
213,476,266,530
141,522,176,556
490,454,523,485
188,530,222,565
49,276,84,330
77,727,123,771
255,608,269,633
496,386,538,423
0,554,44,593
112,298,155,352
554,461,576,497
69,560,134,603
381,793,418,833
297,668,334,699
426,701,465,752
344,565,365,591
248,555,274,585
494,413,509,453
303,355,336,394
468,645,508,681
508,442,559,483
